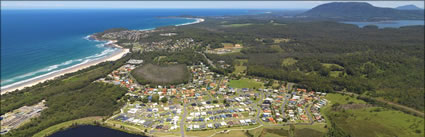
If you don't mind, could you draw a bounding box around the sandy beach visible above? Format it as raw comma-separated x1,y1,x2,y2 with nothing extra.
1,41,129,95
1,18,204,95
175,18,205,26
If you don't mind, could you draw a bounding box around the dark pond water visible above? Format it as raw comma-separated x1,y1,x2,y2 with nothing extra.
341,20,424,28
48,125,146,137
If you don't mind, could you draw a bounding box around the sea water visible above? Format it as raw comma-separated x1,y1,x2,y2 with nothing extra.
1,9,260,88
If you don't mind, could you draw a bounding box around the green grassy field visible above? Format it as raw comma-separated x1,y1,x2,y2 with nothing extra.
272,23,287,26
281,58,298,67
154,56,167,62
323,93,424,137
246,126,290,137
294,128,323,137
263,128,290,137
234,59,248,66
221,23,253,27
222,43,234,48
293,124,327,137
270,45,284,52
228,78,263,89
153,132,181,137
273,38,291,43
321,63,344,70
325,93,366,105
329,71,343,77
234,66,247,74
233,59,248,75
247,127,264,137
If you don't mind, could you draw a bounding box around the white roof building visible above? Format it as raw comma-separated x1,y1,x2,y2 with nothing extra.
221,122,227,126
128,108,138,114
292,96,300,100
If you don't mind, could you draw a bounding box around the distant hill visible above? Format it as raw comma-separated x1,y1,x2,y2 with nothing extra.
396,5,423,10
300,2,424,20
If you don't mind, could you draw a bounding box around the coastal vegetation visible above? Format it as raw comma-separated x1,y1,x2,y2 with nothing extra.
99,16,424,113
323,93,424,137
171,18,424,112
130,48,206,65
1,55,131,137
33,116,104,137
3,82,128,137
1,5,424,137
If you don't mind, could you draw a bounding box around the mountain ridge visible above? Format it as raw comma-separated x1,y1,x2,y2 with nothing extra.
396,4,423,10
300,2,424,21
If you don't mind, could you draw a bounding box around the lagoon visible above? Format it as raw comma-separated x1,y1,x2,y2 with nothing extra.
341,20,424,28
48,125,146,137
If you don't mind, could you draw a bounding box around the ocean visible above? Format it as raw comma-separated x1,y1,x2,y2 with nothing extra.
1,9,262,89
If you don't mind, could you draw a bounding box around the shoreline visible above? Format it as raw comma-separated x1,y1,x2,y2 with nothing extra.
1,17,204,95
0,41,129,95
33,116,149,137
175,18,205,26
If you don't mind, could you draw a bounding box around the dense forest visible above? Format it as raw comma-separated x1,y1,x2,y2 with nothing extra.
131,49,206,66
143,18,424,111
1,55,131,137
4,83,127,137
1,13,423,137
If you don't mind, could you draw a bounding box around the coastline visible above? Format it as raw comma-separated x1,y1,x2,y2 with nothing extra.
0,41,129,95
175,18,205,26
1,17,204,95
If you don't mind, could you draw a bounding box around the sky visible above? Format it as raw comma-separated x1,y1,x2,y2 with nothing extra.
2,1,424,9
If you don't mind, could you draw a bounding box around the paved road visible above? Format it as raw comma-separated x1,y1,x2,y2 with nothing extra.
198,52,216,68
255,91,265,126
180,104,188,137
281,94,290,119
304,104,314,124
281,83,294,120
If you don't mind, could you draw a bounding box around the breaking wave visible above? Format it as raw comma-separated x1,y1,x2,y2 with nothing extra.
1,37,117,89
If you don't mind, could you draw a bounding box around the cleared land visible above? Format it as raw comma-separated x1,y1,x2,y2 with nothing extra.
281,58,298,67
206,43,243,54
222,43,235,48
272,23,287,26
221,23,253,27
246,126,290,137
270,45,284,52
132,64,190,86
294,124,327,137
234,66,247,75
323,93,424,137
273,38,291,43
233,59,248,75
228,78,263,89
321,63,344,77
